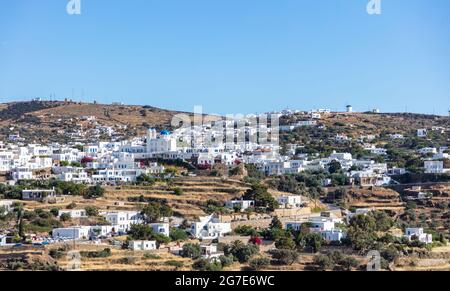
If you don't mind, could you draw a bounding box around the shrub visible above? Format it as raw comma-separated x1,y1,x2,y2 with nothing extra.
181,243,202,259
313,254,333,270
85,206,99,217
270,249,299,265
59,213,71,222
83,185,104,199
143,253,161,260
165,260,184,268
249,257,270,271
234,225,257,236
169,228,188,241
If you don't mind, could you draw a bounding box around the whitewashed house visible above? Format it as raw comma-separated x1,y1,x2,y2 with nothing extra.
190,215,231,239
0,151,13,171
129,240,157,251
102,211,144,233
417,129,427,138
201,244,224,261
11,167,34,181
320,229,347,242
0,200,14,214
418,147,437,155
58,209,88,219
22,188,56,201
404,228,432,244
424,161,445,174
0,235,7,246
52,226,91,240
277,195,302,209
150,223,170,237
226,199,255,211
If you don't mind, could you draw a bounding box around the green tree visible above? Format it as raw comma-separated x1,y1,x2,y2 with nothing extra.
340,256,359,271
226,240,259,263
270,249,299,265
59,213,71,222
275,235,296,250
304,233,324,253
141,202,173,223
181,243,202,259
169,228,188,241
128,224,153,240
313,254,333,270
83,185,104,199
50,208,60,217
269,216,283,230
243,184,279,211
328,160,342,174
85,206,99,217
249,257,270,271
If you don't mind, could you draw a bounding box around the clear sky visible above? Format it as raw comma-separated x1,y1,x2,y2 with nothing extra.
0,0,449,115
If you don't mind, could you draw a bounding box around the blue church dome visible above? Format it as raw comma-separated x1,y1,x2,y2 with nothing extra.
160,130,170,135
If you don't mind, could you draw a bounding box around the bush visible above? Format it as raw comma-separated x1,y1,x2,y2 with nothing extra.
50,208,60,217
59,213,71,222
173,187,184,196
193,259,223,271
81,248,111,258
270,249,299,265
225,241,259,263
181,243,202,259
83,185,105,199
85,206,99,217
249,257,270,271
219,255,234,267
165,260,184,268
169,228,188,241
234,225,257,236
313,254,333,270
143,253,161,260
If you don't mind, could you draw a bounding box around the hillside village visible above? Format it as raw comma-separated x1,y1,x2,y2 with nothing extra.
0,100,449,271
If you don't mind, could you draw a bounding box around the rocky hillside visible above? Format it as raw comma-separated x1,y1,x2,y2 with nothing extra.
0,100,188,143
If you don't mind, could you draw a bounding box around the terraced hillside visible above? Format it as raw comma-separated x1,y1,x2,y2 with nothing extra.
104,177,251,218
341,187,405,213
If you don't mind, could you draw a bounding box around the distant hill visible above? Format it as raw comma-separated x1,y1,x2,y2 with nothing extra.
0,100,448,144
0,100,188,143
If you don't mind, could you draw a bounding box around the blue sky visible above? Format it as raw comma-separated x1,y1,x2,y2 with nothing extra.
0,0,449,115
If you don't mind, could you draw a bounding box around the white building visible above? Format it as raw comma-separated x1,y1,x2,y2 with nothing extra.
129,240,157,251
424,161,445,174
404,228,432,244
226,200,255,211
146,129,177,154
320,229,347,242
58,209,88,219
418,147,437,155
417,129,428,138
22,188,56,201
277,195,302,209
102,211,144,233
0,235,7,246
52,226,91,240
11,167,34,181
201,244,224,261
150,223,170,237
190,215,231,239
0,200,14,214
